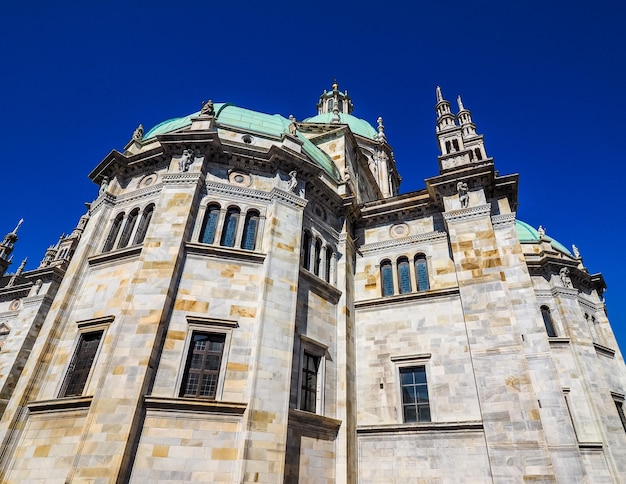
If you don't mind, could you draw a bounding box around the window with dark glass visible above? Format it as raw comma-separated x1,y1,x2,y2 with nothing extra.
615,399,626,433
133,204,154,245
400,366,430,423
381,260,394,297
59,330,104,397
314,239,322,276
541,306,557,337
415,254,429,291
398,257,411,294
103,213,124,252
302,230,311,270
220,208,240,247
117,208,139,249
200,204,220,244
180,332,226,399
325,249,332,283
241,210,260,250
300,351,321,413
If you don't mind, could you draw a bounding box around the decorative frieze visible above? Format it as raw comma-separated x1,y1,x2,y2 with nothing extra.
359,231,448,254
443,203,491,223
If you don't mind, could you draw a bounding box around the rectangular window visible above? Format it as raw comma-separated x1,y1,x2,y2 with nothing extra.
300,351,321,413
615,399,626,433
400,366,431,423
59,330,104,397
180,332,226,399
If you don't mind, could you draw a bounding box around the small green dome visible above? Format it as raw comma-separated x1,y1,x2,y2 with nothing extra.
515,220,572,256
303,112,378,140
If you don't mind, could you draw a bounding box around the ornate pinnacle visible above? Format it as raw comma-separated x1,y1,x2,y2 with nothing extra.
436,86,443,102
457,95,465,111
12,219,23,234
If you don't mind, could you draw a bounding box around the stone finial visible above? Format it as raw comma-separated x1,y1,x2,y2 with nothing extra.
201,99,215,116
572,244,580,258
457,95,465,111
538,225,545,238
7,257,27,287
375,117,386,144
132,124,144,141
436,86,443,102
332,79,339,91
288,115,297,136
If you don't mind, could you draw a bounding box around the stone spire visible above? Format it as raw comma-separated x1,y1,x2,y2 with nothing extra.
456,95,477,137
435,86,456,132
7,258,27,288
0,219,23,277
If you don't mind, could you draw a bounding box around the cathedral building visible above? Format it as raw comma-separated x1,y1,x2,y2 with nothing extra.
0,83,624,482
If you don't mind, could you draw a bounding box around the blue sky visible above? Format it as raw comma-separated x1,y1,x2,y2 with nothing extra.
2,2,625,348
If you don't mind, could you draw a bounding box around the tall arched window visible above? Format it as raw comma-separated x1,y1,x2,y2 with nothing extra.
398,257,412,294
381,260,394,297
200,204,220,244
241,210,260,250
415,254,429,291
314,239,322,276
133,204,154,245
103,213,124,252
118,208,139,249
327,99,333,111
338,100,344,112
302,230,311,270
445,141,451,154
475,148,482,160
541,306,557,337
452,139,459,151
220,207,240,247
325,248,333,283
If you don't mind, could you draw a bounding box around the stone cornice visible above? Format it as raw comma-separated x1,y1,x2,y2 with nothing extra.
299,267,342,304
162,171,205,186
288,408,342,438
205,180,272,204
359,231,448,255
144,396,247,415
594,343,616,358
90,192,116,213
443,203,491,223
87,245,142,267
270,187,308,209
27,396,93,414
357,420,483,434
355,287,460,310
108,183,162,206
491,212,516,227
185,242,266,264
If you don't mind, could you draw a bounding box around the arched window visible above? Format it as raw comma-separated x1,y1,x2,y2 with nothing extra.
415,254,429,291
541,306,557,337
381,260,394,297
103,213,124,252
118,208,139,249
200,204,220,244
241,210,260,250
445,140,451,154
468,150,474,161
302,230,311,270
314,239,322,276
133,204,154,245
325,248,333,283
220,207,240,247
475,148,482,161
452,139,459,151
398,257,412,294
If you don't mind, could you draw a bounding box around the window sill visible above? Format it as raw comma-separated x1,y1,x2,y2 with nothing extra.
548,337,570,346
288,408,342,438
355,287,460,309
185,242,266,264
594,343,615,358
27,396,93,414
299,267,342,304
88,245,142,266
144,396,247,415
356,420,483,434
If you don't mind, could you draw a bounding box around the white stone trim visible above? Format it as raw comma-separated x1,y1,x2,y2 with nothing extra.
491,212,516,227
359,231,448,254
443,203,491,223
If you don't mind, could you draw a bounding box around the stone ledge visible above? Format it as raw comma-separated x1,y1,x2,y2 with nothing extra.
144,396,247,415
593,343,615,358
299,267,342,304
88,245,142,266
357,420,483,434
355,287,459,309
578,441,603,450
185,242,266,264
548,337,571,346
27,396,93,414
288,408,341,438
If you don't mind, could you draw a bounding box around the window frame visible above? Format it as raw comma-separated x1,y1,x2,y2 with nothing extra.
297,336,327,415
241,209,260,251
392,353,432,424
58,318,111,398
176,318,236,401
380,259,394,297
541,305,557,337
415,253,430,292
220,206,240,248
397,256,412,294
132,203,155,245
102,212,125,252
199,203,221,245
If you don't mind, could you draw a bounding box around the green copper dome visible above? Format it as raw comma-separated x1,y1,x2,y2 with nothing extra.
142,104,341,180
303,112,378,140
515,220,572,256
